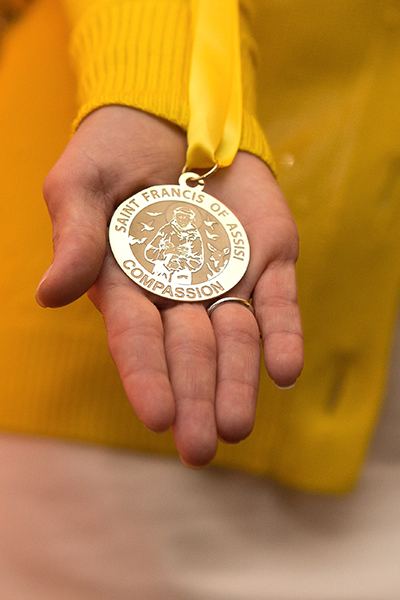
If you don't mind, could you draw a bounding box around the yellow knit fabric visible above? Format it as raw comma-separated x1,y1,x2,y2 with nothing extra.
67,0,274,170
1,0,400,493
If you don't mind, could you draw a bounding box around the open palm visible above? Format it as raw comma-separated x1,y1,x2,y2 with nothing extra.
37,106,303,467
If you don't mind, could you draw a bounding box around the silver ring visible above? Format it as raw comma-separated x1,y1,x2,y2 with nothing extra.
207,297,254,317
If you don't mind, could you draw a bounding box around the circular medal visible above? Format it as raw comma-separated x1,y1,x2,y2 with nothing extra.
109,172,250,302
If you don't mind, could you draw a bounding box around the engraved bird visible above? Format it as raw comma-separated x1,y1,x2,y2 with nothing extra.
129,236,147,245
204,220,217,229
140,221,155,231
204,229,219,240
147,211,163,217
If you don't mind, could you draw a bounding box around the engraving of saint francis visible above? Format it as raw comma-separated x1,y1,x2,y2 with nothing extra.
144,206,204,284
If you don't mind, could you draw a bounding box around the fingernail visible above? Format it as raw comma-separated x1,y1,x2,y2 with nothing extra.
143,425,157,433
180,456,202,470
275,381,296,390
35,265,52,308
143,424,168,434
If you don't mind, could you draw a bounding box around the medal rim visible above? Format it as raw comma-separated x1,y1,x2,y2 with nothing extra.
109,182,250,302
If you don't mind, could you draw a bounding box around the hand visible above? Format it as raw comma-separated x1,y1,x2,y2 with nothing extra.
37,106,303,467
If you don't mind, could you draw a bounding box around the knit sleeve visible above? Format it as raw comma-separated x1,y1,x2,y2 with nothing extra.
62,0,275,171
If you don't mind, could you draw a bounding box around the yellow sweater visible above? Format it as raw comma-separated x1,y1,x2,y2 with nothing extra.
1,0,400,493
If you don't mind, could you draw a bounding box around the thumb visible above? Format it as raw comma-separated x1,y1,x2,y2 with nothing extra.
36,174,109,308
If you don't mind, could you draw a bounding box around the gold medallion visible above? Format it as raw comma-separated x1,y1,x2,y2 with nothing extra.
109,173,250,302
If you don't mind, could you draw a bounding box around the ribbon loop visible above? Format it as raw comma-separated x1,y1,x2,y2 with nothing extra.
186,0,242,170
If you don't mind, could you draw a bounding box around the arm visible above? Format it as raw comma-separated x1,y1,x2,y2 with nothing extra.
36,1,303,466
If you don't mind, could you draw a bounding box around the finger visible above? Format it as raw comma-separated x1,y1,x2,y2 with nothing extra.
37,163,109,308
88,251,175,433
253,261,304,387
210,303,261,443
162,303,218,467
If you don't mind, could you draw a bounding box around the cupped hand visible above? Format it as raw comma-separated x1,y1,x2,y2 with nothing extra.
37,106,303,467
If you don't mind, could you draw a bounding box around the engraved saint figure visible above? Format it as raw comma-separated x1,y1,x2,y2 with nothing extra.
144,206,204,283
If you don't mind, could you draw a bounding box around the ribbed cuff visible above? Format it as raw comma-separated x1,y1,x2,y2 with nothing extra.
70,1,191,130
241,110,276,174
69,0,275,171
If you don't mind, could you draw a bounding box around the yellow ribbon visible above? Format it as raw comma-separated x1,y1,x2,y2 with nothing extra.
186,0,242,170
